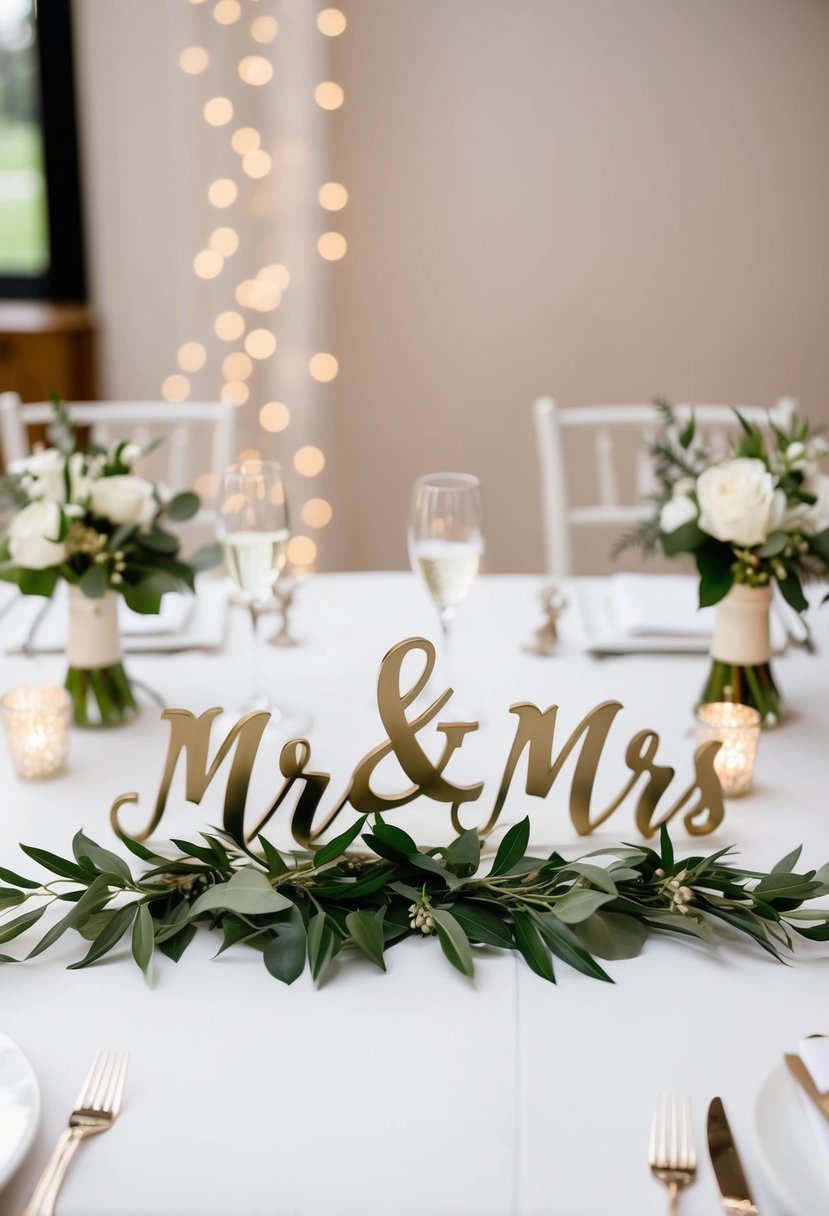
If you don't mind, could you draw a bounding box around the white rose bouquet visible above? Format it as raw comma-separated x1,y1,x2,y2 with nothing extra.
0,398,219,726
616,400,829,723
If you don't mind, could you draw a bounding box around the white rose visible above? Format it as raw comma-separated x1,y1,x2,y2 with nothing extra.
90,475,156,525
9,448,66,502
660,496,698,533
67,453,93,506
802,474,829,536
696,458,779,546
120,443,142,466
7,500,66,569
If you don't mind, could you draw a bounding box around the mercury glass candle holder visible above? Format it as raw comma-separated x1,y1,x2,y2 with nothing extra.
695,701,762,798
1,686,71,780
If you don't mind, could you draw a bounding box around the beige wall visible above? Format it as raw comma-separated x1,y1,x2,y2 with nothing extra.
327,0,829,573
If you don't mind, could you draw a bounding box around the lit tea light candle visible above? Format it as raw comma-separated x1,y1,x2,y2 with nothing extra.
695,702,762,797
1,686,71,780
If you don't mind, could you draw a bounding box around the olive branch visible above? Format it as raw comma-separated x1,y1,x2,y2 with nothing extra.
0,819,827,986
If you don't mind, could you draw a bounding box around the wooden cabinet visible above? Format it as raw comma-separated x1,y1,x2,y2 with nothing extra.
0,301,96,401
0,301,96,464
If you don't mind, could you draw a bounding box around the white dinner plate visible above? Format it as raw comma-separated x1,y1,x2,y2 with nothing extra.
0,1032,40,1192
755,1062,829,1216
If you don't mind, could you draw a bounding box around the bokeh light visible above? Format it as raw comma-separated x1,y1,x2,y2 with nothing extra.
177,342,207,372
317,9,347,36
294,446,326,477
162,374,191,403
251,15,278,42
214,311,245,341
242,150,272,179
209,227,239,257
318,181,348,211
208,178,238,208
245,329,277,359
287,536,317,566
194,249,224,279
213,0,241,23
301,498,333,528
180,47,209,74
317,232,347,260
259,401,291,432
221,381,250,405
309,352,339,382
203,97,234,126
314,82,344,110
232,127,261,155
222,352,253,381
239,55,273,86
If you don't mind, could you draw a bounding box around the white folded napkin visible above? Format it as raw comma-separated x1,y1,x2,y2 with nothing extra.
610,574,714,637
795,1037,829,1174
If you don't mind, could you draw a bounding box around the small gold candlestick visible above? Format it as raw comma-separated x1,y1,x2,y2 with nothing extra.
695,701,761,797
1,686,71,780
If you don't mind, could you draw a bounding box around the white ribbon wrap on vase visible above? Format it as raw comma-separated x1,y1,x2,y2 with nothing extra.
710,584,771,666
66,587,122,670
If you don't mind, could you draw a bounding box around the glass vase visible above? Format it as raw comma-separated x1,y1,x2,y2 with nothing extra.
65,586,137,728
698,583,781,728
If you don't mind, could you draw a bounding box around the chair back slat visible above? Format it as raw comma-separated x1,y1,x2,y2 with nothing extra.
595,428,618,506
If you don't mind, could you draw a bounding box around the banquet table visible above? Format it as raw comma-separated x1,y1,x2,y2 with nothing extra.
0,572,827,1216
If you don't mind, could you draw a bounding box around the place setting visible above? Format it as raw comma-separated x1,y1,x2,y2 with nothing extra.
1,2,829,1213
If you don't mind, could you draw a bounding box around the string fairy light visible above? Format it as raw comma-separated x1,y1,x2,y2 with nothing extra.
165,6,346,575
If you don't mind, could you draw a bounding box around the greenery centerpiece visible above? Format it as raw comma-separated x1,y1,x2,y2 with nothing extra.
0,817,826,986
617,403,829,725
0,399,218,727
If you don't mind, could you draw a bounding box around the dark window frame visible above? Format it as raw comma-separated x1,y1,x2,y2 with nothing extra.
0,0,86,301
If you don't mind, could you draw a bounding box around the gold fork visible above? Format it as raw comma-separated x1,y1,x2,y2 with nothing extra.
649,1093,697,1215
19,1050,128,1216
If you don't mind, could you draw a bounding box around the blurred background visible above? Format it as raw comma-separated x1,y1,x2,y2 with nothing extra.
1,0,827,572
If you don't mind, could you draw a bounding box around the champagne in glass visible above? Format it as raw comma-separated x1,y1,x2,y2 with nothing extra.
408,473,484,698
218,461,308,732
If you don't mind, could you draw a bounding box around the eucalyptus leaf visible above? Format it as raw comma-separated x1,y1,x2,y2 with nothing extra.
553,889,615,925
575,911,647,960
346,909,386,971
490,817,530,877
132,903,154,977
512,911,555,983
188,868,293,919
432,908,474,978
307,912,336,983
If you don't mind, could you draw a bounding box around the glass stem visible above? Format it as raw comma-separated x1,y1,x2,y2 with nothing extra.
248,601,266,710
439,606,455,691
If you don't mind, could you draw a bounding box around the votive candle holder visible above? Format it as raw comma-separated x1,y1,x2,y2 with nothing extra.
1,686,71,780
695,701,762,797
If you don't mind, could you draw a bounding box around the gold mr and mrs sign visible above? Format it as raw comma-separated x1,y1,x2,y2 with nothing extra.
111,637,725,847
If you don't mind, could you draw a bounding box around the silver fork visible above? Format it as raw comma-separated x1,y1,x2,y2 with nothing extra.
649,1093,697,1215
20,1050,128,1216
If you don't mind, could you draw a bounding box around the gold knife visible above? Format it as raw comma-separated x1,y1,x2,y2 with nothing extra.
707,1097,759,1215
784,1053,829,1126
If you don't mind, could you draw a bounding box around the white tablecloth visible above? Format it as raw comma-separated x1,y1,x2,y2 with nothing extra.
0,573,827,1215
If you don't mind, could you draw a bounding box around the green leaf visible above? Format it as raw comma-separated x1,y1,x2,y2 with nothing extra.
534,913,613,982
370,819,418,856
659,823,674,869
73,834,133,884
575,911,648,960
262,905,307,984
809,526,829,563
0,888,25,911
0,905,46,946
441,829,481,877
772,845,803,874
490,817,530,876
696,545,735,607
512,911,555,982
754,871,821,902
0,864,40,890
313,816,368,868
553,889,615,924
158,923,196,963
307,912,336,983
346,909,386,971
431,908,474,978
166,491,199,521
759,531,788,557
17,567,59,597
188,868,293,919
679,415,695,450
778,570,808,614
190,542,222,572
27,874,113,958
558,862,618,896
78,562,109,599
68,903,137,969
660,518,706,556
257,836,289,877
132,903,154,977
137,528,179,556
450,902,513,948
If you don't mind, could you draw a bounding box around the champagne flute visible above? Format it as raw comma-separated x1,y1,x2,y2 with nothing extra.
408,472,484,699
218,460,307,732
